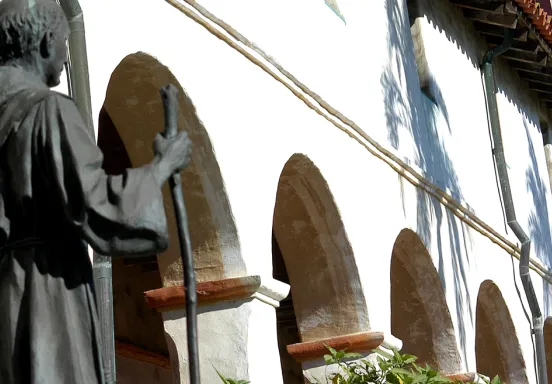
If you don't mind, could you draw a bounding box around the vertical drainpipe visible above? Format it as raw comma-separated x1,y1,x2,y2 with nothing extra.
57,0,93,131
542,124,552,195
57,2,116,384
481,27,548,384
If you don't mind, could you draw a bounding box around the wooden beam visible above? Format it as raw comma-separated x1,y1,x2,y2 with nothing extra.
450,0,507,13
485,34,540,52
510,61,552,76
502,50,548,65
537,95,552,103
528,81,552,94
474,21,529,41
463,9,519,28
517,71,552,85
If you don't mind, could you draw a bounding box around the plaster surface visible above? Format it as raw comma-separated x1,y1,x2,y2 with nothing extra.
162,298,283,384
70,0,552,382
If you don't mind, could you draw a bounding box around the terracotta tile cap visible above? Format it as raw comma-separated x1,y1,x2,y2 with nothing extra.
511,0,552,51
286,332,385,362
444,372,479,382
143,275,262,310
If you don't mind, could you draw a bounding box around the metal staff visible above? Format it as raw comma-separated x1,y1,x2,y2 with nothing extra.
160,84,201,384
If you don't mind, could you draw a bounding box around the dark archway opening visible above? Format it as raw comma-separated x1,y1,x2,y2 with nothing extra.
273,232,303,384
97,100,170,384
98,105,168,356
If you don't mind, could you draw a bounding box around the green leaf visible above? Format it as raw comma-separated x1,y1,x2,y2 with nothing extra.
491,376,502,384
213,368,250,384
214,369,230,384
391,367,414,376
393,349,403,362
324,354,334,364
412,373,429,384
425,368,437,378
326,344,338,357
374,348,393,360
402,355,418,365
478,375,491,384
343,352,362,360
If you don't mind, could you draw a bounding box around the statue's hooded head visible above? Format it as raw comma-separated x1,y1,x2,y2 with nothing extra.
0,0,68,87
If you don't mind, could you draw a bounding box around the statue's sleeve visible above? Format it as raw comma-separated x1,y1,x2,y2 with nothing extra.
35,94,169,257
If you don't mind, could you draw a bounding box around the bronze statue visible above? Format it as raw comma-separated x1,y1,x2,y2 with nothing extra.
0,0,192,383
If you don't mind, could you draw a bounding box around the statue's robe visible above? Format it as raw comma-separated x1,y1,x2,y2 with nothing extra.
0,67,169,384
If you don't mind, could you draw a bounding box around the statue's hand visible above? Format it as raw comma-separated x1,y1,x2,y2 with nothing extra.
152,130,192,185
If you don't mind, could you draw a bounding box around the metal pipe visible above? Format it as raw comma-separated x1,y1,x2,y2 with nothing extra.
58,0,93,132
93,255,115,384
481,28,548,384
57,1,116,383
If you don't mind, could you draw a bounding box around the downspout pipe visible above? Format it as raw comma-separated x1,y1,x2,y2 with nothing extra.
481,27,548,384
57,2,116,384
58,0,93,133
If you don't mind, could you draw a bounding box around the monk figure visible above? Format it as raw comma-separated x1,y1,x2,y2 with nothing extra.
0,0,191,383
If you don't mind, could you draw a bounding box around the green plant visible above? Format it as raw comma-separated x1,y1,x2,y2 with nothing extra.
216,347,503,384
215,368,250,384
317,346,502,384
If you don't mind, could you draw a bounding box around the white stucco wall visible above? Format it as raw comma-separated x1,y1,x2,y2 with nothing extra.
75,0,552,382
163,298,284,384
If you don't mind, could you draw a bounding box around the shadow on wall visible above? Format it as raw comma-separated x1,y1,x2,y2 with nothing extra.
272,153,369,343
383,0,476,366
100,52,245,287
523,119,552,315
385,0,552,367
475,280,528,383
390,228,462,374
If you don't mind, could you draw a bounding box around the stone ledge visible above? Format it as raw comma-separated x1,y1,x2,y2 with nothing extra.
144,275,290,311
443,373,479,383
115,340,170,369
286,332,385,362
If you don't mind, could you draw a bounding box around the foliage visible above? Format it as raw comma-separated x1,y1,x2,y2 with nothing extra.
314,346,503,384
216,346,503,384
215,368,250,384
